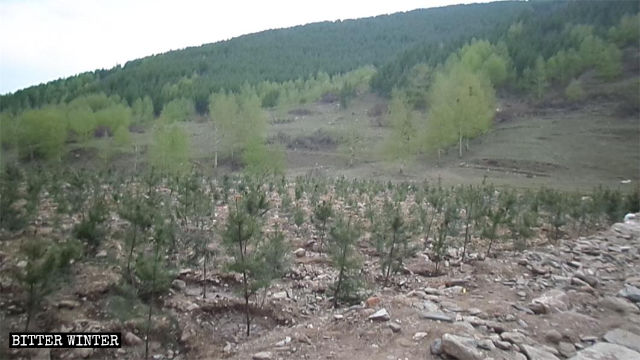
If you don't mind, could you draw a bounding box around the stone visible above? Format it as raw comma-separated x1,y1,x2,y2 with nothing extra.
252,351,273,360
574,273,598,287
365,296,381,308
530,289,569,314
421,312,454,323
618,285,640,303
57,300,80,309
422,300,440,313
272,291,288,299
275,336,292,347
369,308,390,321
96,250,107,258
559,342,577,357
333,314,344,320
568,342,640,360
388,323,401,333
603,328,640,353
430,338,443,355
293,248,306,258
545,329,563,344
520,344,560,360
600,296,639,314
124,332,143,346
500,331,526,344
494,340,512,350
413,332,428,341
171,279,186,291
441,333,484,360
478,339,496,351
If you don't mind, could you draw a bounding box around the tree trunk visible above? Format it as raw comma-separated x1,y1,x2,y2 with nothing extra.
202,253,207,299
25,284,34,331
243,272,250,336
126,225,138,282
333,266,344,308
384,232,397,287
458,132,463,158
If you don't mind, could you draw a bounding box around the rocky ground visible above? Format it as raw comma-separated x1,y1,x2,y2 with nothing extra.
2,204,640,360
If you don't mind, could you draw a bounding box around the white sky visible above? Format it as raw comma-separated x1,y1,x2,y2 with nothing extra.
0,0,492,95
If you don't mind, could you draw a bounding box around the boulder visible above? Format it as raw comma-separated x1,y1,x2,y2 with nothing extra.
603,328,640,353
568,342,640,360
441,333,484,360
520,343,560,360
368,308,390,321
530,289,569,314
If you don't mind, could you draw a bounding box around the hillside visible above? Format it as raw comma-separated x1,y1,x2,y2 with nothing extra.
2,1,640,359
1,1,637,114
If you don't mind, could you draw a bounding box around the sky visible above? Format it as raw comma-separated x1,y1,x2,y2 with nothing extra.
0,0,493,95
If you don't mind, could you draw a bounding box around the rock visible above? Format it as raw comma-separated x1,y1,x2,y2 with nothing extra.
388,323,401,333
272,291,288,299
600,296,639,314
603,328,640,353
57,300,80,309
568,342,640,360
618,285,640,303
478,339,496,351
559,342,577,357
430,338,443,355
441,333,484,360
421,312,454,323
275,336,292,347
368,308,390,321
574,273,598,287
171,279,186,291
500,331,526,344
520,344,560,360
530,289,569,314
365,296,381,308
494,339,512,350
545,329,563,344
252,351,273,360
124,332,143,346
333,314,344,320
413,332,428,341
96,250,107,258
293,248,306,258
422,300,440,312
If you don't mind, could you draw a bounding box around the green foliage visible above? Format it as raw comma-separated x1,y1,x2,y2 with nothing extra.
222,187,270,336
94,103,132,135
132,96,155,125
431,198,458,274
378,203,413,286
608,13,640,46
426,59,496,157
313,199,333,251
160,97,195,123
384,90,418,167
0,164,29,231
17,107,67,161
72,192,108,253
149,124,190,176
242,139,285,177
328,216,363,307
565,79,586,102
14,238,82,330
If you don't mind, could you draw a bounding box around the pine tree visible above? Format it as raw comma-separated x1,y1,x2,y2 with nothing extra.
222,187,269,336
313,199,333,252
329,216,362,307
